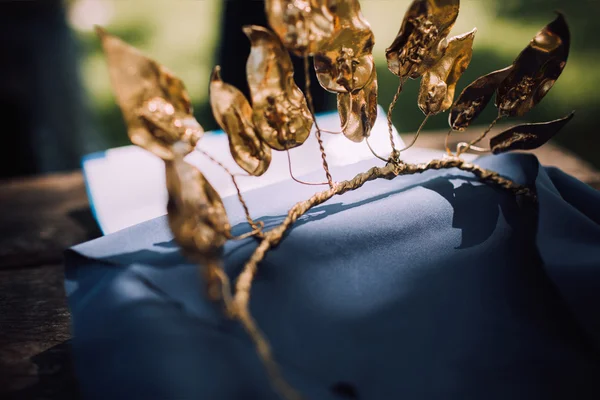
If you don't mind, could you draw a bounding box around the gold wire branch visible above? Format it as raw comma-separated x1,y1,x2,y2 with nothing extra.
231,157,534,400
196,148,264,237
234,158,535,309
455,115,504,156
303,55,335,188
387,78,405,160
398,112,431,153
286,150,330,186
366,137,391,163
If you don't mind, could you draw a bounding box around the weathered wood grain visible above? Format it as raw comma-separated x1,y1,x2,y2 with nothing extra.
0,265,79,399
0,172,101,270
0,172,96,399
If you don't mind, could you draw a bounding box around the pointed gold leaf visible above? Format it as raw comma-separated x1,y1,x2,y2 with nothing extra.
209,67,272,176
337,68,378,142
244,25,313,150
496,13,570,117
490,112,575,154
386,0,460,79
265,0,335,55
449,65,513,131
96,26,199,160
418,28,476,115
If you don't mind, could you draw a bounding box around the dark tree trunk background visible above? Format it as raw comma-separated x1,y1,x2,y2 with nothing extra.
0,0,101,179
217,0,332,114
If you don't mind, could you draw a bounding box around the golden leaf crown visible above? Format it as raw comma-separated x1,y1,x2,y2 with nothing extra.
96,1,572,399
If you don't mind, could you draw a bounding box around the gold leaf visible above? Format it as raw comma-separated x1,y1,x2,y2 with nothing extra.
265,0,335,56
314,0,375,93
314,29,375,93
386,0,460,79
449,66,513,131
490,112,575,154
209,67,272,176
327,0,372,31
418,28,476,115
138,97,203,148
165,152,230,263
496,13,570,117
95,26,199,160
337,68,378,142
244,25,313,150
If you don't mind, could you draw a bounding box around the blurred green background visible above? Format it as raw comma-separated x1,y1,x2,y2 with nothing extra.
69,0,600,167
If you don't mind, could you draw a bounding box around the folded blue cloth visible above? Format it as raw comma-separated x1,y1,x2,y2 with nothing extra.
65,153,600,400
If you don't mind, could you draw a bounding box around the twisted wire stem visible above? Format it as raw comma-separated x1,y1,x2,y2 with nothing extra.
235,158,535,304
232,158,535,399
197,148,264,237
303,55,334,188
209,260,234,316
444,128,454,156
234,271,303,400
387,78,405,160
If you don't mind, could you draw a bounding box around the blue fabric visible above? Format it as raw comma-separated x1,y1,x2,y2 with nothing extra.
65,153,600,400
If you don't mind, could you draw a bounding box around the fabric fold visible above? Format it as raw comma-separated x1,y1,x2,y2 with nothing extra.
65,154,600,400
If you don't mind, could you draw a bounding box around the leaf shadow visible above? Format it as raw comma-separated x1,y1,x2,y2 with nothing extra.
230,174,522,251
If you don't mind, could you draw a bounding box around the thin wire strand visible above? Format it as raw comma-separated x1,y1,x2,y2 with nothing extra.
457,114,504,156
318,91,353,135
398,113,431,153
319,128,343,134
196,148,263,236
233,238,303,400
230,223,265,241
387,77,406,158
234,297,302,400
286,150,330,186
444,128,454,156
303,54,334,188
212,266,234,317
366,137,390,163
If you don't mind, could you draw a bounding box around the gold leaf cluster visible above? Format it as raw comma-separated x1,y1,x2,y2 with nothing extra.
449,13,572,155
385,0,474,116
96,3,576,399
267,0,378,142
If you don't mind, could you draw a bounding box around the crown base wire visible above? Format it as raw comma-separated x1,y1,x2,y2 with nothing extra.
230,157,535,400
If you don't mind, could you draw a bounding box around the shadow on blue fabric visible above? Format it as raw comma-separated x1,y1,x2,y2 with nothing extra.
229,174,524,251
65,154,600,400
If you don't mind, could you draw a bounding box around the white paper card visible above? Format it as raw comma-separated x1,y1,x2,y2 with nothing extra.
83,106,472,235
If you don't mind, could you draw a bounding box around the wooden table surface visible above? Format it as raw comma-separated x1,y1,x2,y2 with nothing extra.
0,172,100,399
1,132,599,399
